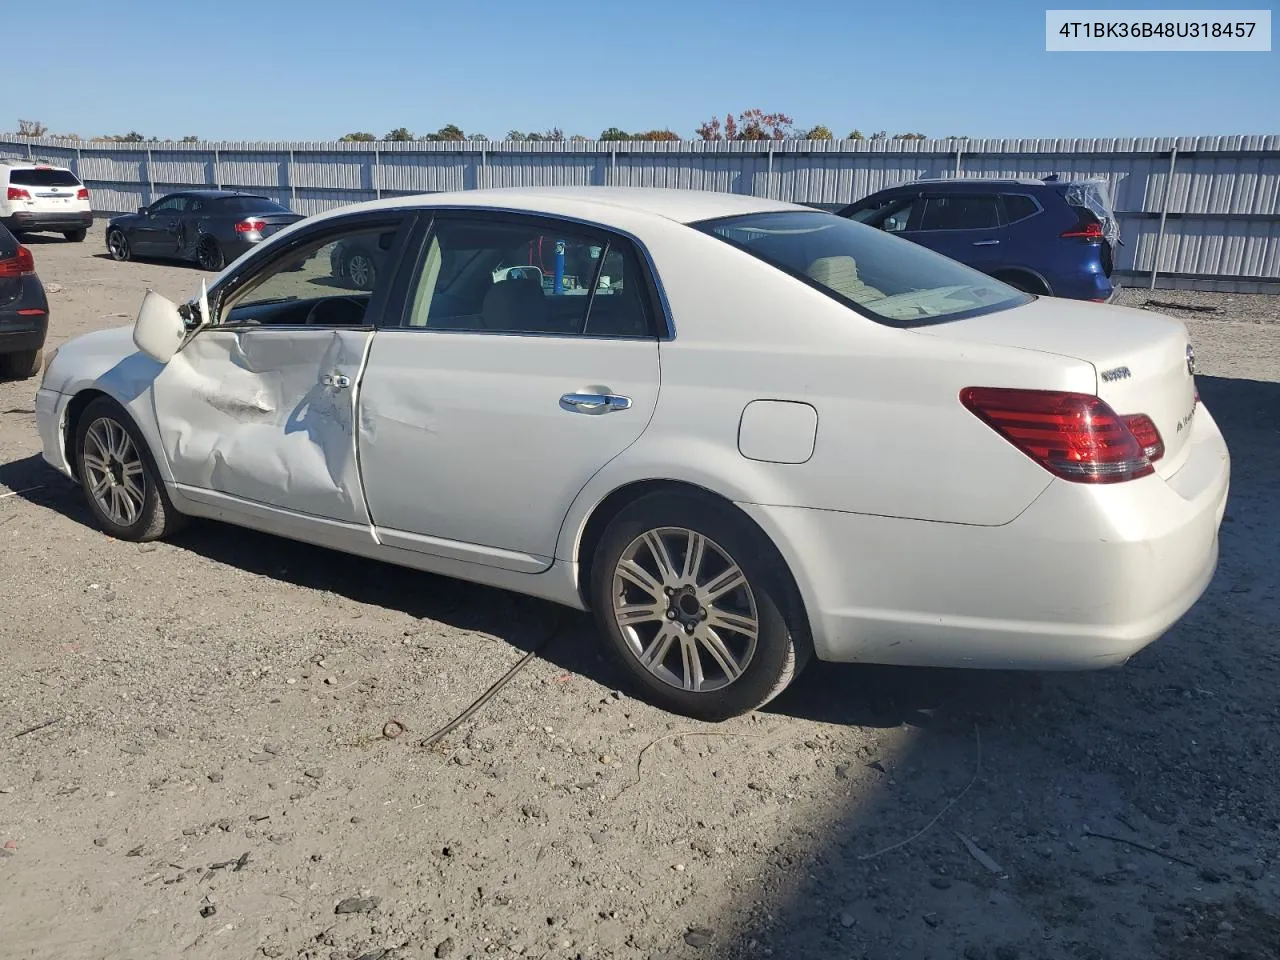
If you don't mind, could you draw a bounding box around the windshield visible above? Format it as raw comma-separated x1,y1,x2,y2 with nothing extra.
697,210,1031,327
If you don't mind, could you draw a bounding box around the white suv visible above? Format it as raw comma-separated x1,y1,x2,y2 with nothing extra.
0,159,93,242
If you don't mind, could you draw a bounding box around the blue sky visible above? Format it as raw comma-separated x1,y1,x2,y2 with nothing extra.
8,0,1277,141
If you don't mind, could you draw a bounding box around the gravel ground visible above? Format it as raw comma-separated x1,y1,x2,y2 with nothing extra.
2,226,1279,960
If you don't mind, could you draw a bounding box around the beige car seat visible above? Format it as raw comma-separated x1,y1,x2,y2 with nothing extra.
807,255,886,303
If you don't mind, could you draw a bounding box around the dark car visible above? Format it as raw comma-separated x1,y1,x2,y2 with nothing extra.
0,222,50,379
837,177,1120,301
105,190,304,271
329,229,397,290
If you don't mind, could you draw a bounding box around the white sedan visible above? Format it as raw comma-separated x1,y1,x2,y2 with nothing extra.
34,187,1229,720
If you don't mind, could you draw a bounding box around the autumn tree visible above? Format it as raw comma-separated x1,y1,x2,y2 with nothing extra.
385,127,414,141
468,133,489,141
892,132,927,140
340,131,376,142
181,135,199,143
420,124,465,142
16,119,47,137
805,125,834,140
847,129,866,140
635,129,680,141
696,110,791,141
599,127,630,141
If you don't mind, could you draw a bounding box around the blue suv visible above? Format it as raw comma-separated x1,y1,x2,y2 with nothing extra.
836,177,1120,302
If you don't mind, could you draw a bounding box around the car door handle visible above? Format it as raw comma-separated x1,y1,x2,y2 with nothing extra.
560,392,632,414
321,373,352,389
971,239,1000,246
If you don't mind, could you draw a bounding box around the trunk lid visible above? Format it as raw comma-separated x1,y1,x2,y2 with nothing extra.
254,213,303,238
919,298,1199,476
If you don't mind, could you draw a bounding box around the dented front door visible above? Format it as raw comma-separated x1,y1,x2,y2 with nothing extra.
150,327,372,523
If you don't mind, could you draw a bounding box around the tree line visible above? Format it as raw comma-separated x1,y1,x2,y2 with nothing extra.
13,112,967,145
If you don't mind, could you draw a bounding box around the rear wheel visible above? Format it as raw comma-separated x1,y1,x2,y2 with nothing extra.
345,250,376,290
0,348,42,380
73,397,186,542
64,229,87,243
997,271,1049,296
197,236,225,271
590,493,810,721
107,229,131,262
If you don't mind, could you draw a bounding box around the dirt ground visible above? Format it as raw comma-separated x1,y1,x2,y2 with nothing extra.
2,224,1279,960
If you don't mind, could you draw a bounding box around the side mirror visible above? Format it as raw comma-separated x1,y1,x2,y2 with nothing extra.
133,290,187,364
138,205,149,215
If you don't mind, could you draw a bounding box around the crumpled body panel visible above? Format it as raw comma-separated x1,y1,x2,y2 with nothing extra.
151,327,373,523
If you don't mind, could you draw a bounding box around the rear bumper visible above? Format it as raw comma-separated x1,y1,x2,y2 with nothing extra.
739,404,1230,670
2,211,94,233
0,279,50,353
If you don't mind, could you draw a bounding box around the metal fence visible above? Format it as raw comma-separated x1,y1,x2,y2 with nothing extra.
3,134,1277,292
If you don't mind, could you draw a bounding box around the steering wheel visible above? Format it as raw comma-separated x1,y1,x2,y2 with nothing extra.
303,297,365,327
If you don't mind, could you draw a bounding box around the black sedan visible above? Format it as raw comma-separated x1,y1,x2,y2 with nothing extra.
0,222,50,379
105,190,303,271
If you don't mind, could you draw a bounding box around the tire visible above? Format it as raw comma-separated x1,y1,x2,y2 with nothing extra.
0,348,42,380
72,396,186,542
590,492,811,721
107,229,131,262
197,236,225,272
64,229,87,243
997,272,1049,296
345,249,376,290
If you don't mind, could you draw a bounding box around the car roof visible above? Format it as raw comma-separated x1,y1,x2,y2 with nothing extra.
176,189,270,199
0,158,74,171
307,187,807,227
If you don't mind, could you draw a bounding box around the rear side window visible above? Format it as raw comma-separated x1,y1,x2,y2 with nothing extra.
9,168,81,187
919,195,1000,230
216,196,291,213
1000,194,1039,223
698,210,1030,327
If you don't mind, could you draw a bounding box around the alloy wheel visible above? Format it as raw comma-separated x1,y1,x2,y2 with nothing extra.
610,527,759,693
347,253,373,289
82,416,146,527
108,231,129,260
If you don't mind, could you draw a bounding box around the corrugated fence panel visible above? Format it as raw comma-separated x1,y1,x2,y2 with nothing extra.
2,135,1276,286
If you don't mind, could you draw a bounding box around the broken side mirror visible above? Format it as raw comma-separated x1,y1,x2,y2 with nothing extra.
133,290,187,364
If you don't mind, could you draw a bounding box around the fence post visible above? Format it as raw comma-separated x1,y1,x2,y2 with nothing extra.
954,143,963,178
765,142,774,198
214,147,222,189
1149,145,1178,290
373,145,381,200
288,148,297,206
610,145,617,185
146,146,155,203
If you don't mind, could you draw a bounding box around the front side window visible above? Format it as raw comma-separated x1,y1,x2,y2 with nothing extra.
698,211,1030,327
149,195,187,214
217,221,404,328
405,216,652,337
918,194,1001,231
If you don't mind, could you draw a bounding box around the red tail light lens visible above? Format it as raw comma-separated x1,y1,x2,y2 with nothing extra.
76,187,90,200
0,245,36,278
7,186,31,201
1123,414,1164,462
235,219,266,234
1061,220,1104,240
961,387,1155,483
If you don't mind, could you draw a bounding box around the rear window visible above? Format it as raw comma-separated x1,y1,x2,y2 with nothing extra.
9,168,82,187
216,196,291,213
697,210,1031,327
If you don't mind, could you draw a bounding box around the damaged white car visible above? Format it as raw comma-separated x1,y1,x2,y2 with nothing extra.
35,187,1229,720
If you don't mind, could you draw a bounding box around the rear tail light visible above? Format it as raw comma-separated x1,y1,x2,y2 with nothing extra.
961,387,1160,484
1061,217,1105,241
7,186,31,201
0,245,36,278
1123,414,1165,462
76,187,90,200
235,219,267,234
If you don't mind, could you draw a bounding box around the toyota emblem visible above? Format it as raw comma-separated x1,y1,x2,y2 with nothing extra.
1186,344,1196,376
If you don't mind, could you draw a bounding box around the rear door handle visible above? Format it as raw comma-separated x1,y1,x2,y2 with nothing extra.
560,392,632,414
321,373,352,389
971,239,1000,246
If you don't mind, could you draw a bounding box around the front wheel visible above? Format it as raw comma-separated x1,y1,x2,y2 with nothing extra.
64,229,87,243
345,250,376,290
73,397,186,541
590,493,810,721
